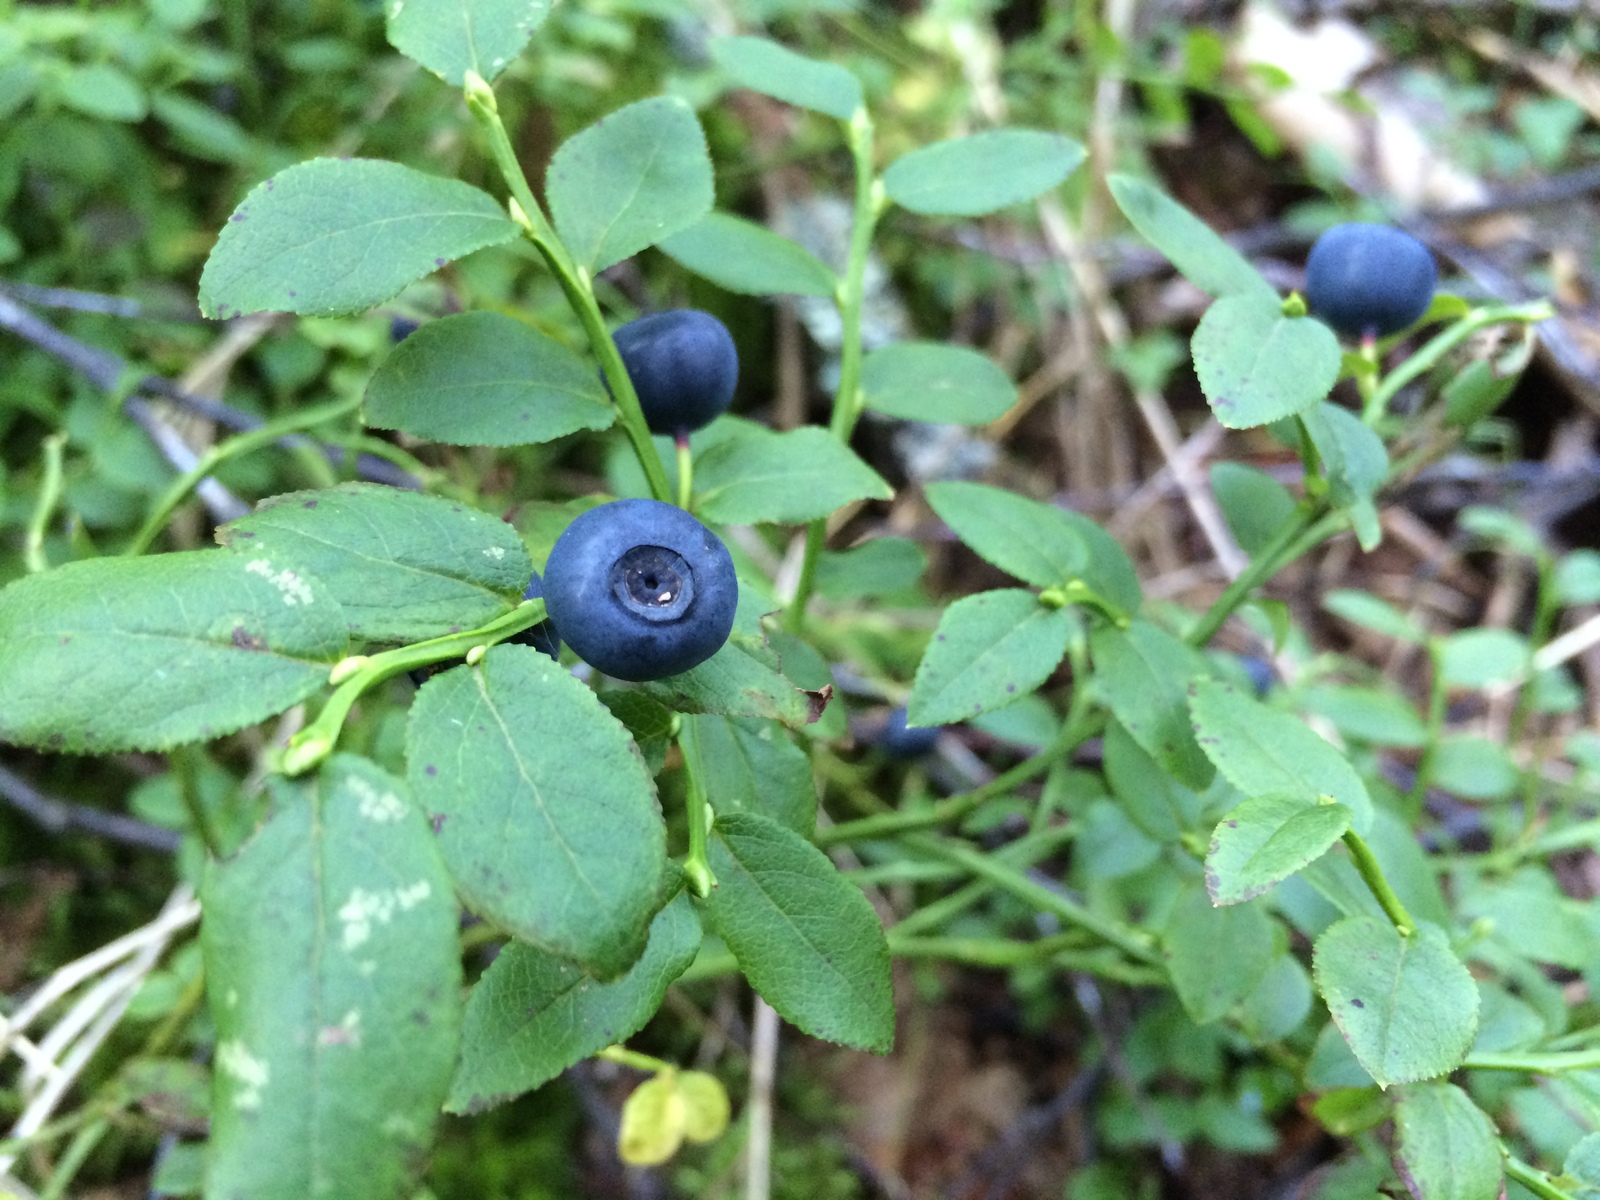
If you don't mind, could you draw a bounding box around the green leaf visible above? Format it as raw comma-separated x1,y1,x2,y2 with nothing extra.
1564,1132,1600,1193
1323,589,1424,643
217,483,533,644
57,63,147,122
1076,799,1161,880
1438,628,1529,689
406,646,666,977
925,481,1086,588
690,714,816,836
907,590,1075,727
639,640,825,729
1430,736,1518,801
446,893,700,1113
386,0,551,85
1090,619,1215,791
694,425,891,525
1302,402,1387,549
198,159,518,318
882,130,1086,216
1058,509,1143,616
363,311,613,446
1206,794,1352,905
659,212,835,297
1103,719,1202,843
1107,175,1276,301
1163,880,1275,1024
711,35,862,120
814,537,926,600
0,551,347,753
860,342,1019,424
1209,462,1297,557
1237,949,1314,1043
1192,293,1342,429
546,96,713,273
1313,916,1479,1087
1299,685,1429,749
202,756,461,1200
701,812,893,1051
1188,679,1373,834
1392,1082,1503,1200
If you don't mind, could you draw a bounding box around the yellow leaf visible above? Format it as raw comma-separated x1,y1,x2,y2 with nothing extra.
617,1071,685,1166
678,1071,731,1144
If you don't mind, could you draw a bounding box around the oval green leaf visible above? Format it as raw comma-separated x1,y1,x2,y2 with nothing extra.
659,212,836,297
0,551,347,753
861,341,1019,424
701,812,893,1051
1090,619,1215,791
202,756,461,1200
883,130,1085,216
1107,174,1276,301
1313,915,1479,1087
1206,794,1353,905
1192,293,1342,429
1163,880,1275,1024
693,425,892,525
446,892,701,1113
711,35,862,120
386,0,551,85
1393,1082,1503,1200
198,158,518,318
547,96,714,273
363,311,614,446
907,589,1075,727
406,645,667,978
924,481,1086,588
218,483,534,644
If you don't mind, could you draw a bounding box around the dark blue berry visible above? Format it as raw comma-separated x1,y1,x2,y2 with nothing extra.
1305,223,1436,338
1236,655,1274,697
508,571,561,661
881,707,941,759
390,316,421,343
542,498,737,681
609,310,738,437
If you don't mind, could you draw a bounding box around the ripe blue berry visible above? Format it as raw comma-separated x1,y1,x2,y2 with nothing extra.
610,310,738,437
542,498,737,681
509,571,562,661
881,707,940,759
1304,223,1436,338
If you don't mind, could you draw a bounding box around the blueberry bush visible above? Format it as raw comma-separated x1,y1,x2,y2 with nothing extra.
1,6,1597,1200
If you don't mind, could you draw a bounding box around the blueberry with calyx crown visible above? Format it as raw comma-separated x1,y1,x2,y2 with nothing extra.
542,498,737,682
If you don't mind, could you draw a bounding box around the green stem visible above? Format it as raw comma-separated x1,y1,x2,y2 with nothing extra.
904,833,1163,967
1464,1048,1600,1074
598,1045,674,1074
1185,507,1344,648
173,746,225,859
281,598,550,775
37,1117,109,1200
679,718,715,897
890,823,1078,939
25,431,68,573
125,394,360,556
1363,300,1555,424
1512,561,1560,827
783,106,881,633
1505,1155,1577,1200
463,72,671,505
815,706,1098,847
1341,829,1416,937
1407,641,1447,820
675,434,693,511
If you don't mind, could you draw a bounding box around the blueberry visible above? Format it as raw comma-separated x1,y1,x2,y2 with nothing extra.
609,310,738,437
1304,223,1436,338
881,707,941,759
1236,655,1274,697
390,316,421,343
541,498,738,681
508,571,562,660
